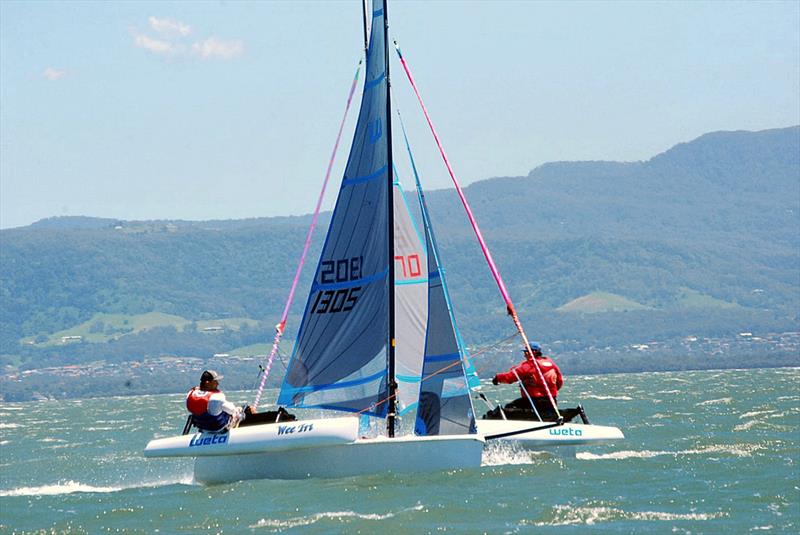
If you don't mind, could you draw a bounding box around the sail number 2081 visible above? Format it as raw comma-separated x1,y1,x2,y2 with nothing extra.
312,256,363,314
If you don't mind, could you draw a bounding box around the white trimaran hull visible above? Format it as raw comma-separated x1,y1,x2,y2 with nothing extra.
145,417,485,483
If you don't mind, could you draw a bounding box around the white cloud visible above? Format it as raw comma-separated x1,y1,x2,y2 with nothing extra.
132,32,175,55
192,37,244,60
148,16,191,37
42,67,66,81
131,17,242,62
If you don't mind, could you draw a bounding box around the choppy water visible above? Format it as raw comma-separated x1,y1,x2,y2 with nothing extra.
1,367,797,534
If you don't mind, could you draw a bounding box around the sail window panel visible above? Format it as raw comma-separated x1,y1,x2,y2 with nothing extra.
289,348,389,415
422,277,459,357
415,218,476,436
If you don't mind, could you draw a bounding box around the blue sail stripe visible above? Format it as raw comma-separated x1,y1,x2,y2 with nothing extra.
394,278,428,286
342,164,387,186
364,72,385,91
311,268,388,292
373,8,383,18
397,374,421,382
283,369,385,395
424,351,461,363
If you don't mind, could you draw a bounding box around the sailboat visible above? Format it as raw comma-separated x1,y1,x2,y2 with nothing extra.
144,0,485,484
391,126,625,454
388,32,625,454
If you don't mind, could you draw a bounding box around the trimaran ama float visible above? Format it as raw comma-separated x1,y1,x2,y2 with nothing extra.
145,0,622,483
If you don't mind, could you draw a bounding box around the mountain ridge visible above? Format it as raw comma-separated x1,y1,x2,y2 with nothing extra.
2,126,797,379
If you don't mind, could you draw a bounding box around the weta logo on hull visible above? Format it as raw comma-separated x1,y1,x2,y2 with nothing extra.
548,427,583,437
189,434,228,447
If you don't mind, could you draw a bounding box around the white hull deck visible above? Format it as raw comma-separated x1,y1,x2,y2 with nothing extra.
194,433,484,483
478,419,624,452
145,417,485,484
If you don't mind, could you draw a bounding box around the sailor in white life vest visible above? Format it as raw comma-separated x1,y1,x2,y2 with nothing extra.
186,370,244,432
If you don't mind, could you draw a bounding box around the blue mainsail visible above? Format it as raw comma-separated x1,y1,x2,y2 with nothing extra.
278,2,390,415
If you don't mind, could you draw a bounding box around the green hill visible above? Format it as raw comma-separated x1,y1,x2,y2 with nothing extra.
20,312,260,347
1,126,798,376
557,292,649,313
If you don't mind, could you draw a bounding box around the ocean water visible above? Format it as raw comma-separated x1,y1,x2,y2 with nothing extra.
0,367,797,534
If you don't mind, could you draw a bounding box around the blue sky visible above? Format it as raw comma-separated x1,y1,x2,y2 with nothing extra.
1,0,798,229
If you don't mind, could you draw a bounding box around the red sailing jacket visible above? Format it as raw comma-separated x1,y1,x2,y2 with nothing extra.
186,387,230,431
496,356,563,399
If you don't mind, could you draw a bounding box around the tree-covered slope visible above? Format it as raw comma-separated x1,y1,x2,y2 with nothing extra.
1,126,797,369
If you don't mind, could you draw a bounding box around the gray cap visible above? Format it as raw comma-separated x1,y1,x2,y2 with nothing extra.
201,370,223,383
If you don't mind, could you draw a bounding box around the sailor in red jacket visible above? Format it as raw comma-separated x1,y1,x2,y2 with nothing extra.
492,343,563,421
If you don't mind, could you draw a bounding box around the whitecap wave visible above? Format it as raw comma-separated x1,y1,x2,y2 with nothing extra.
740,410,777,419
732,420,790,432
0,423,21,429
251,505,424,529
577,450,672,460
0,476,194,497
0,481,123,496
697,397,733,406
734,420,761,431
582,395,633,401
682,444,762,457
531,505,727,526
578,443,761,461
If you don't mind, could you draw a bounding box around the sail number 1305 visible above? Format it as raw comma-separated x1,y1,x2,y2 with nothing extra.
312,256,363,314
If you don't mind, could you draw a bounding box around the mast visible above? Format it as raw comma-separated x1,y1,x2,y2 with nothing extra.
383,0,397,438
361,0,369,52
